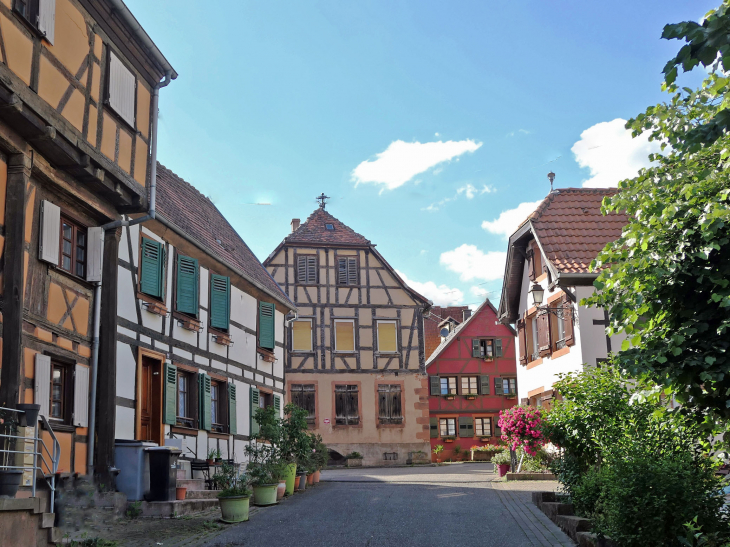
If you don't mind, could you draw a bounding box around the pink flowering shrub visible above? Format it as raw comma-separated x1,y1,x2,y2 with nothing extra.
498,405,545,456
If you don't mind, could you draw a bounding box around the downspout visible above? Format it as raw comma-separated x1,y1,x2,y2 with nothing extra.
87,71,172,474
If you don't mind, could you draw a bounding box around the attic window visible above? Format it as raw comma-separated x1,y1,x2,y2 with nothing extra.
325,224,334,230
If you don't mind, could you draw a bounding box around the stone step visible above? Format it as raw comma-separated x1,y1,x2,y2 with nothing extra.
176,478,205,490
137,499,220,518
185,489,220,500
40,512,54,529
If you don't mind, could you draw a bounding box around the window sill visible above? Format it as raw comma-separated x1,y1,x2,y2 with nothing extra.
464,395,478,400
377,420,405,429
208,431,230,440
551,346,570,360
442,437,455,443
44,422,74,433
333,351,357,355
171,425,198,436
212,332,233,346
526,358,543,370
174,313,202,332
142,300,169,317
257,347,276,362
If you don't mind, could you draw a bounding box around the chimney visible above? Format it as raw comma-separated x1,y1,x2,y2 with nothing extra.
291,219,300,233
462,309,472,322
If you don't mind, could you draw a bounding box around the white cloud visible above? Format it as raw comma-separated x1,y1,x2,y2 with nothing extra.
422,183,495,212
571,118,661,188
352,139,482,191
480,185,494,194
481,200,543,238
470,286,489,298
396,270,464,306
507,129,531,137
439,244,507,282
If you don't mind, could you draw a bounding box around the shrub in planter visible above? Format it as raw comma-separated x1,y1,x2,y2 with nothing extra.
432,444,444,463
215,463,252,523
491,448,512,476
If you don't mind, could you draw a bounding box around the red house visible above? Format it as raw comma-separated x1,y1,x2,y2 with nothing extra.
427,300,518,461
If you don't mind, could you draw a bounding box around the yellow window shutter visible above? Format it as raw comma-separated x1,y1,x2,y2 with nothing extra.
292,320,312,351
377,322,397,352
335,321,354,352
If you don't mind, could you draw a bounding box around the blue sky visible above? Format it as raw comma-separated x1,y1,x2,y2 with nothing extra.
127,0,715,307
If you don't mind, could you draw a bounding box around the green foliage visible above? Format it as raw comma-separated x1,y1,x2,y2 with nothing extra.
432,445,444,455
345,451,362,459
125,501,142,520
214,462,251,497
310,433,328,470
516,447,554,473
491,448,512,466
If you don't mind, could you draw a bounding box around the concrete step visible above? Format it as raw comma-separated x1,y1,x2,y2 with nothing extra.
138,499,220,518
176,478,205,490
40,512,54,529
185,489,220,500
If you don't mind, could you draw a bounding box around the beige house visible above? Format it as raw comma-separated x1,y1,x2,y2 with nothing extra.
264,200,432,465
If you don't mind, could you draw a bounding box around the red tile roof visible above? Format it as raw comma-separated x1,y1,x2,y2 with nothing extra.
424,306,470,359
155,163,291,305
526,188,628,274
284,207,371,246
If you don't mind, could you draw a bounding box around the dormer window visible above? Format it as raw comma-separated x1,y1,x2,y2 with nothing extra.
325,224,334,230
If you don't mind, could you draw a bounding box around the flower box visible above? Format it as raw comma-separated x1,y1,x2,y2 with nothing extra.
345,458,363,468
443,437,455,443
465,395,477,400
444,395,456,400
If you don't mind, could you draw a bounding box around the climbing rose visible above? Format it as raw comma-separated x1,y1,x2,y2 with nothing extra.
498,405,545,456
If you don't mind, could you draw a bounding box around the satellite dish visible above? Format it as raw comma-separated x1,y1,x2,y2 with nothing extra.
440,327,450,338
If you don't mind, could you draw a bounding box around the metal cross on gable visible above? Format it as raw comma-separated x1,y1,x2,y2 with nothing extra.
316,193,330,209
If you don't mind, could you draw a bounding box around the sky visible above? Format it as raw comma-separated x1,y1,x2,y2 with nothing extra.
126,0,716,308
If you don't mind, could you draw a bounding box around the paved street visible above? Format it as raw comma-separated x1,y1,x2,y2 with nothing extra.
203,464,573,547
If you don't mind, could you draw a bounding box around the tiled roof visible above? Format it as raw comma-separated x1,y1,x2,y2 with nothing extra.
155,163,291,305
527,188,628,274
284,207,371,246
424,306,470,360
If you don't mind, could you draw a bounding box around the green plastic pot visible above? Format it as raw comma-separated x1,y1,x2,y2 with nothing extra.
252,484,278,506
284,463,297,496
218,495,250,523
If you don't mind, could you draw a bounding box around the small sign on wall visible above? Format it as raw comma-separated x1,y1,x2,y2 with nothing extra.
324,418,331,424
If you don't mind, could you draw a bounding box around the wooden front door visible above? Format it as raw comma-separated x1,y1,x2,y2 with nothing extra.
139,355,163,444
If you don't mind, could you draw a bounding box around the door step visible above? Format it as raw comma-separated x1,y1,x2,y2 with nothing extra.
136,499,220,518
176,478,205,490
185,489,220,500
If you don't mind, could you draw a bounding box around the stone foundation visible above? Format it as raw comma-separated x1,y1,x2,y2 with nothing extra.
328,442,431,467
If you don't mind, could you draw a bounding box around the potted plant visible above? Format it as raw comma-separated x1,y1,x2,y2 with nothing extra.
345,451,363,467
245,441,280,506
491,449,512,477
214,447,222,463
432,444,444,464
443,436,455,443
312,435,328,483
452,444,462,461
216,463,252,523
207,448,216,465
278,404,311,496
0,409,22,498
444,393,456,401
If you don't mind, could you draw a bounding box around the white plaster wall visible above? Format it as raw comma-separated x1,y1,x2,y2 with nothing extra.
231,289,256,330
199,309,208,350
128,224,140,266
235,379,250,437
117,266,137,323
173,320,198,347
116,341,136,399
275,310,284,343
119,225,129,262
199,267,209,309
575,286,626,367
115,406,135,439
209,338,227,358
141,308,163,332
141,226,163,243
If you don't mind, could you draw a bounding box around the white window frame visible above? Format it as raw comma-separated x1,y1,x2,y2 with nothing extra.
291,319,313,353
334,319,356,353
376,320,398,353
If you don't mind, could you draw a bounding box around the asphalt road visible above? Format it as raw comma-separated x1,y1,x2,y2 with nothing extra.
202,464,572,547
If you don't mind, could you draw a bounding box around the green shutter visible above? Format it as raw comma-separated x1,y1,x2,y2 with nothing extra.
429,376,440,395
250,386,260,437
176,255,199,316
163,362,177,425
258,302,275,350
228,383,237,435
472,338,481,357
210,275,230,330
494,377,504,396
273,394,281,414
140,239,165,298
480,375,490,395
199,373,211,431
495,339,503,357
459,417,474,437
430,417,438,438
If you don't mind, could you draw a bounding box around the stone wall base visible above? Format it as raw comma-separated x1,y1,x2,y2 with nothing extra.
328,442,431,467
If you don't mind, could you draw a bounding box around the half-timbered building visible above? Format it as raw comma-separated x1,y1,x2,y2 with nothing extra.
264,199,432,466
0,0,175,487
114,164,295,464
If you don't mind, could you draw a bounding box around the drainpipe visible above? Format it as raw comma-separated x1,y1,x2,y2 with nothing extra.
87,70,172,474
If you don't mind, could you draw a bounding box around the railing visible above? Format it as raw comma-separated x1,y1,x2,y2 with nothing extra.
0,407,61,512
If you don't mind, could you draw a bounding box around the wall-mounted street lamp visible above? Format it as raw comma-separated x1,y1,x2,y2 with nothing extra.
529,283,574,319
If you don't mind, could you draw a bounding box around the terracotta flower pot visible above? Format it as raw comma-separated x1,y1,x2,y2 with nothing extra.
294,476,301,489
206,459,215,465
313,470,321,483
276,481,286,501
176,487,187,500
306,473,314,486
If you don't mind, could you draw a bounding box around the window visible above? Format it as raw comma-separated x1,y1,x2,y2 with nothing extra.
210,275,231,332
495,377,517,397
334,385,359,425
377,321,397,353
439,418,456,437
528,243,543,281
556,313,566,349
210,381,228,433
337,257,358,285
140,238,165,299
461,376,478,395
108,50,136,127
292,320,313,352
440,377,457,395
378,385,402,424
334,320,355,352
472,338,503,359
50,363,67,421
176,255,199,316
60,218,87,278
14,0,54,43
177,371,195,427
249,386,280,437
291,384,315,424
325,223,334,230
297,255,317,284
475,417,492,437
530,316,539,361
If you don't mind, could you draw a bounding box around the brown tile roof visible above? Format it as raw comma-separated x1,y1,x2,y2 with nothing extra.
424,306,470,359
155,163,292,306
527,188,628,274
284,207,371,246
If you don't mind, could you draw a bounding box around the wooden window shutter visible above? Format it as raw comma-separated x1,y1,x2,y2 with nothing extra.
537,312,551,357
176,255,199,316
307,257,317,284
39,200,61,265
274,395,281,415
297,255,306,284
495,339,503,357
429,376,440,395
38,0,56,44
458,417,474,437
199,373,211,431
337,258,347,284
494,377,503,396
250,386,260,436
140,239,165,298
258,302,275,350
430,417,438,438
517,319,528,364
228,383,237,435
479,375,490,395
347,258,357,285
108,50,136,127
73,364,89,427
86,227,103,282
297,255,316,284
527,249,536,281
564,298,575,346
472,339,481,358
210,275,231,331
34,354,52,419
162,362,177,425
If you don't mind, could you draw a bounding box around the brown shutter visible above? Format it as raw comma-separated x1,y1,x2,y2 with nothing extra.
338,258,347,284
518,319,528,365
537,312,551,357
347,258,357,285
527,249,536,281
297,256,306,283
307,256,317,283
564,297,575,346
